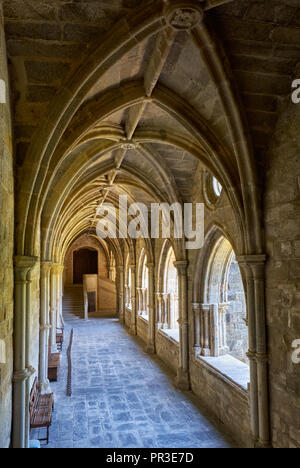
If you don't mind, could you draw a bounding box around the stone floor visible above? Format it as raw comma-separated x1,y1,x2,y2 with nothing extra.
32,312,237,448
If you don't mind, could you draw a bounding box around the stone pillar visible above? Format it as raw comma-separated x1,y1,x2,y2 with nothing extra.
50,264,59,353
192,302,201,358
174,260,190,391
156,293,163,328
117,266,125,323
130,264,137,335
146,263,156,354
56,265,64,328
13,256,38,449
25,264,39,449
39,262,52,395
162,294,169,329
237,255,270,448
136,288,142,314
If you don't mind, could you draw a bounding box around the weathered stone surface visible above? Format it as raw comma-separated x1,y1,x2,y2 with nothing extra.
265,98,300,449
0,8,14,450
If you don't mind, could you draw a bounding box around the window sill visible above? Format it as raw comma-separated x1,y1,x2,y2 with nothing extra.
158,328,180,345
195,354,250,394
138,313,149,323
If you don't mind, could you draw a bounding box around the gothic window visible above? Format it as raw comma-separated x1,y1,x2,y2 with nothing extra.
194,231,250,388
158,247,179,341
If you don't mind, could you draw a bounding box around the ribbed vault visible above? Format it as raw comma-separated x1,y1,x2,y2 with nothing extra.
10,0,265,263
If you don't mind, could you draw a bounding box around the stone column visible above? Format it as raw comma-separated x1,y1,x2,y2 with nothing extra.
130,264,137,335
237,255,270,448
156,293,163,329
136,288,142,315
56,265,64,328
50,264,59,353
13,256,38,449
192,303,201,358
146,263,156,354
39,262,52,395
25,264,39,449
117,266,125,323
174,260,190,391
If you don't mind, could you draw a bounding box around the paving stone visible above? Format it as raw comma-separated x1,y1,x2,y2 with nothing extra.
34,314,234,448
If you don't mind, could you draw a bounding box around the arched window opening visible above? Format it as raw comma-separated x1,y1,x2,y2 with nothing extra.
203,171,223,208
213,177,222,197
227,256,248,363
158,247,179,341
138,253,149,319
195,233,249,388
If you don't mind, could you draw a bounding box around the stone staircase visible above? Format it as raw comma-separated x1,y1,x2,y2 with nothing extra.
63,285,84,320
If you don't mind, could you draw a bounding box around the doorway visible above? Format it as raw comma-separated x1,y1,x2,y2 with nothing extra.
73,248,98,284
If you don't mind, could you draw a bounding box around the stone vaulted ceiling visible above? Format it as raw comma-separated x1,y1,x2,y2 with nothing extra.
3,0,300,259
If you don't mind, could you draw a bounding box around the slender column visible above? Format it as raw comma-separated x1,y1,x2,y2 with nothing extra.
162,294,169,328
192,303,201,358
174,260,190,391
50,265,59,353
252,259,270,448
218,303,229,355
117,266,125,323
237,255,270,448
156,293,163,328
39,262,52,394
130,264,137,335
136,288,142,314
146,263,156,354
56,266,64,328
201,305,211,356
13,256,38,449
25,264,38,448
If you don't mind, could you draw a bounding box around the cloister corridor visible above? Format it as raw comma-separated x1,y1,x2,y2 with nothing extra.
31,309,235,449
1,0,300,450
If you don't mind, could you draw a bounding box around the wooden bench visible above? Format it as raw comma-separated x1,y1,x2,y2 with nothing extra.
56,326,64,352
29,378,54,445
48,343,61,382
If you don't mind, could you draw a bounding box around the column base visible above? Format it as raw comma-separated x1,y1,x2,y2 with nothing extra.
175,368,190,391
146,343,156,355
39,379,52,395
129,325,137,336
254,439,272,449
51,344,59,354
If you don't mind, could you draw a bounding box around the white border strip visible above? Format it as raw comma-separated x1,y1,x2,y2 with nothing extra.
0,79,6,104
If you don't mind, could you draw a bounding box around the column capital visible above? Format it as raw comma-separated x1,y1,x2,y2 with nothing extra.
146,263,154,270
51,263,61,274
116,265,124,272
174,260,188,275
192,302,201,313
14,256,39,282
13,366,35,383
237,255,267,279
40,261,53,278
236,254,267,265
